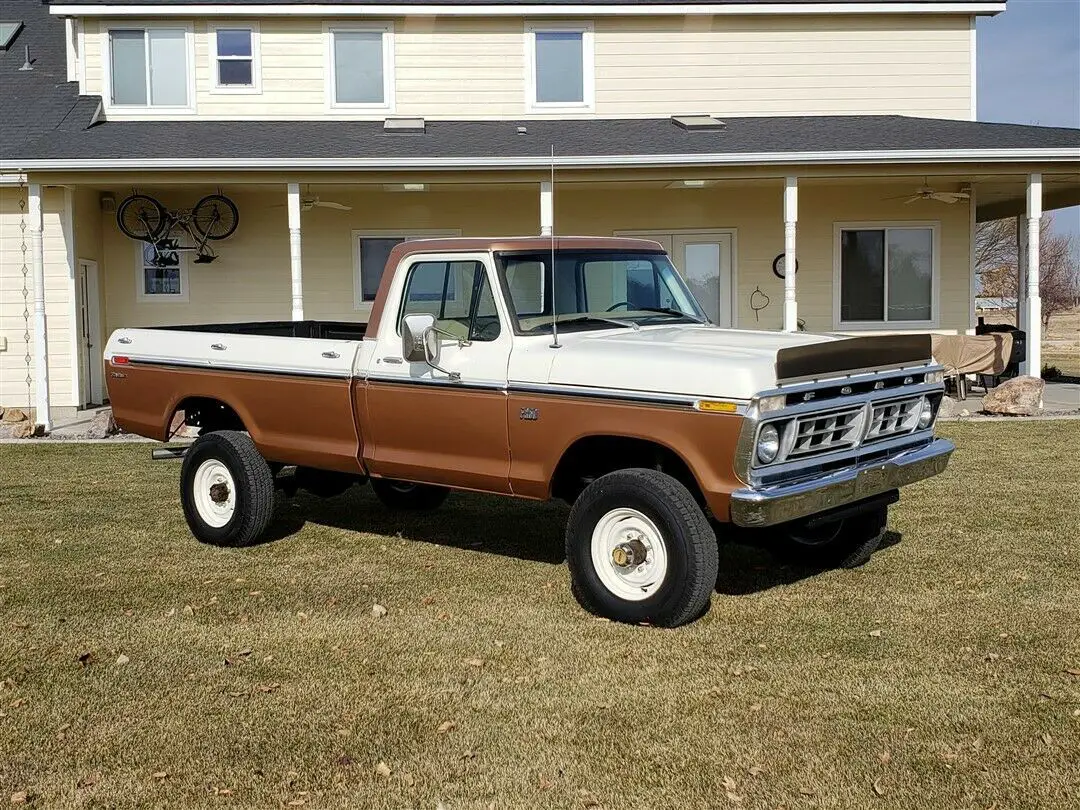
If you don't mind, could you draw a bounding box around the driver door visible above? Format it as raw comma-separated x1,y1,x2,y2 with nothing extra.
364,254,513,493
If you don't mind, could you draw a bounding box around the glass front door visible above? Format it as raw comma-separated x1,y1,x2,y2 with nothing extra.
619,232,735,328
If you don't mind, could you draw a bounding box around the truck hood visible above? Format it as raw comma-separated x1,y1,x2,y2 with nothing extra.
545,324,838,401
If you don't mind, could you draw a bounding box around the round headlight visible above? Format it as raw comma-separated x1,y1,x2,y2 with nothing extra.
756,423,781,464
917,397,935,429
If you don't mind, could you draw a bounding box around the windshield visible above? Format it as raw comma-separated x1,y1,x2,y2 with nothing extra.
497,250,707,334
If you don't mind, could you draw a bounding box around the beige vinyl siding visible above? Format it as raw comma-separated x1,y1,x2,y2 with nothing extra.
0,187,75,409
83,14,973,121
98,182,969,338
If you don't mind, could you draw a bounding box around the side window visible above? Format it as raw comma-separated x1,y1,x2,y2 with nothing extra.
400,261,501,343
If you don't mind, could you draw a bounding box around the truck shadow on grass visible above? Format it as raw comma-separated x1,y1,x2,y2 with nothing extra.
260,486,903,595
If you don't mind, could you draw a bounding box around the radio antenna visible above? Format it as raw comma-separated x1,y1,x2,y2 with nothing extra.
549,144,561,349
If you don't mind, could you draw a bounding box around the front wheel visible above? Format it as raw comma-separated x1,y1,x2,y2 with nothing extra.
370,478,449,511
565,468,718,627
771,505,888,569
180,431,274,547
192,194,239,240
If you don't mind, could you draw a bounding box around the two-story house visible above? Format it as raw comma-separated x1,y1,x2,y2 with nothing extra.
1,0,1078,429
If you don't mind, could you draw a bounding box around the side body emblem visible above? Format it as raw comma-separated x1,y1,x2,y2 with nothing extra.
519,407,540,422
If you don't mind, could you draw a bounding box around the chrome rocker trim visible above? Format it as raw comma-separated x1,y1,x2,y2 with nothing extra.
729,438,955,528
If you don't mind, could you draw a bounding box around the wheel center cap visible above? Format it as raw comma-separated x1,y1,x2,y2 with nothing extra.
209,482,230,504
612,537,648,569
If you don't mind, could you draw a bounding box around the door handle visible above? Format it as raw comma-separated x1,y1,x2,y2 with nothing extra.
321,351,340,359
210,343,226,351
381,356,403,365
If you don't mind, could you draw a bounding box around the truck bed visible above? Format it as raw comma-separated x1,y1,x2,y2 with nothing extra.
155,320,367,341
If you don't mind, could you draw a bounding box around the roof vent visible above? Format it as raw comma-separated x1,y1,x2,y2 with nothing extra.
18,44,32,71
383,117,425,133
671,115,726,132
0,21,24,51
516,125,528,135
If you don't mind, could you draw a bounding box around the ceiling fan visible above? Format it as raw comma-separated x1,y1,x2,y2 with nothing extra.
885,184,971,205
272,192,352,212
298,195,351,212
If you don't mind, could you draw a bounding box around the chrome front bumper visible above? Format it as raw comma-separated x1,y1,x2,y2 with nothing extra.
729,438,955,528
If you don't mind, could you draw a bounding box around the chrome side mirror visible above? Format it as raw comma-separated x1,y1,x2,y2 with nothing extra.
401,313,437,363
401,313,460,381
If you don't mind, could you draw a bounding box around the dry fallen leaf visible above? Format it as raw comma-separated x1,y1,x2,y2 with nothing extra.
747,766,764,777
115,654,130,666
873,778,886,796
1064,668,1080,676
722,776,738,791
152,772,168,781
437,720,456,734
749,703,762,712
9,698,28,709
371,604,388,618
375,761,392,778
10,792,29,805
256,683,280,693
287,800,305,807
1041,733,1053,745
237,648,253,657
464,658,484,668
182,605,195,616
869,629,883,638
880,750,892,766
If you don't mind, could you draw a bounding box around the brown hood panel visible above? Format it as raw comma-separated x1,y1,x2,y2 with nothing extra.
776,334,933,382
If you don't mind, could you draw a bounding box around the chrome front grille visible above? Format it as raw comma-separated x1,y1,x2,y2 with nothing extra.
866,396,922,441
787,407,865,458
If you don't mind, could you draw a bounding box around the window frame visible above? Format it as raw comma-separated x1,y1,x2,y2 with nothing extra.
102,21,196,114
832,221,940,330
352,229,461,310
208,22,261,95
134,241,189,303
324,22,395,112
524,21,595,113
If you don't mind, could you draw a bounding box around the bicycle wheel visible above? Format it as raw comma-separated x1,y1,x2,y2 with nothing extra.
116,194,167,242
192,194,239,240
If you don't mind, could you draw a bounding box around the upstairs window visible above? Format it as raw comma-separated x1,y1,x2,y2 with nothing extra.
108,27,191,108
210,24,260,93
526,23,593,111
837,225,937,326
328,25,393,109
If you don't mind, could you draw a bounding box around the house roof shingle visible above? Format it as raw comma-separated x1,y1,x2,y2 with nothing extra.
43,1,1007,6
8,115,1078,169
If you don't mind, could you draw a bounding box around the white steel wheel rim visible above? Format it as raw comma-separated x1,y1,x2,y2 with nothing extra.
590,507,669,602
192,459,236,528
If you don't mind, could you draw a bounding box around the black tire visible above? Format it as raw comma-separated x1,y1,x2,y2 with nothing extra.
294,466,356,498
370,478,449,511
771,505,888,569
565,468,718,627
116,194,167,242
192,194,239,240
180,431,274,547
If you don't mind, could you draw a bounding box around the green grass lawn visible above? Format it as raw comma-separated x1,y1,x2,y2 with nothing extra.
2,423,1079,809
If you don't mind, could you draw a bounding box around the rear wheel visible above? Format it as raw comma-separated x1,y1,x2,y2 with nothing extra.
180,431,274,547
772,505,888,569
116,194,166,242
565,468,718,627
370,478,449,511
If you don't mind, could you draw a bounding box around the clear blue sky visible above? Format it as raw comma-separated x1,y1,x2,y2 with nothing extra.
977,0,1080,251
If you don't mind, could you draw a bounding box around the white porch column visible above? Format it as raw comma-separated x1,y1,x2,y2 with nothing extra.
1024,173,1042,377
782,176,798,332
539,181,553,236
29,183,51,431
1015,214,1027,334
287,183,304,321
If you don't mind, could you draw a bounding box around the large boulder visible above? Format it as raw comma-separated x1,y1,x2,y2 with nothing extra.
982,375,1045,416
1,407,27,423
0,420,33,439
84,409,118,439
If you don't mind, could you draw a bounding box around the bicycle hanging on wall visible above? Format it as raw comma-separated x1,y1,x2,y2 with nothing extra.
116,192,239,265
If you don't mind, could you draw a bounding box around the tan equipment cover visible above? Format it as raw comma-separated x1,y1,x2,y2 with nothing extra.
931,333,1014,376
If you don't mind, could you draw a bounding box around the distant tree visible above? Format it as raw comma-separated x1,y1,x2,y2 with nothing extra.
975,213,1080,327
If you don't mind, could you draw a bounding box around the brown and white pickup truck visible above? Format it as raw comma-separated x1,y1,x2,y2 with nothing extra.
105,236,953,627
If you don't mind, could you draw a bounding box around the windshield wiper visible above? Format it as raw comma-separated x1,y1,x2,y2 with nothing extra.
528,315,638,333
635,306,707,324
